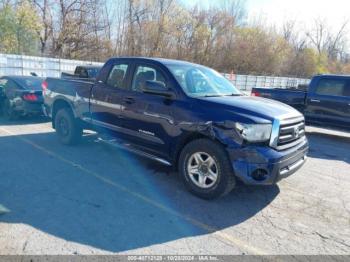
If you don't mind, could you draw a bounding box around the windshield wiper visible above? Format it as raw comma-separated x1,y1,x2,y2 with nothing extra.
223,93,242,96
201,93,242,97
202,94,224,97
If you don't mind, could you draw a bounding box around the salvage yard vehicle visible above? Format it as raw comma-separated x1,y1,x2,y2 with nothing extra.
42,57,308,199
61,65,101,81
252,75,350,130
0,76,44,120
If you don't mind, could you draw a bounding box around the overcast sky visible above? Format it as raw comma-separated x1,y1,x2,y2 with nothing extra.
185,0,349,38
247,0,349,31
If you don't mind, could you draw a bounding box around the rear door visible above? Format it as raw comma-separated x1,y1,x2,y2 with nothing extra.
90,62,131,134
305,77,350,128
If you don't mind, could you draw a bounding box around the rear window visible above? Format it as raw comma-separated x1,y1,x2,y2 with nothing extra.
15,78,43,90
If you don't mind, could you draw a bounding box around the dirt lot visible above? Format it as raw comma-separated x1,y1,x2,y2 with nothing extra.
0,117,349,255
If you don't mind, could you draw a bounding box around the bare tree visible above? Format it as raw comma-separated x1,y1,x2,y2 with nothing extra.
306,18,348,59
32,0,53,55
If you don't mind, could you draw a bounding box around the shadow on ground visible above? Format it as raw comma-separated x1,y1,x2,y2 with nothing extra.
0,128,280,253
0,115,50,126
306,130,350,164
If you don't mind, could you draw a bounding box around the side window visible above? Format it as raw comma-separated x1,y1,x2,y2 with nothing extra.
106,64,129,89
315,79,346,96
132,65,166,92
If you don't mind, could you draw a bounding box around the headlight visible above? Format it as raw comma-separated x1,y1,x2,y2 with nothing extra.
235,123,272,142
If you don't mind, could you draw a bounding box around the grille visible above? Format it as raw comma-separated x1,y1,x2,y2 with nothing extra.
277,117,306,150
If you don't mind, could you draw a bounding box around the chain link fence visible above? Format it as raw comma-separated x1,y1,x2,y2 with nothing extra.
0,53,310,91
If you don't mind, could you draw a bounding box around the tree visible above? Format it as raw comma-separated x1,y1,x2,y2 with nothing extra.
0,1,41,55
33,0,53,55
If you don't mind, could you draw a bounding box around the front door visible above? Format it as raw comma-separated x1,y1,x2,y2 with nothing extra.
120,63,175,158
305,77,350,128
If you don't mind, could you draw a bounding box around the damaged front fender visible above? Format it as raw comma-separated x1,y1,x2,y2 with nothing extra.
178,120,245,147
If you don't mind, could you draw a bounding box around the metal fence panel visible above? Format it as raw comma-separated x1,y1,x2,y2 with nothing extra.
0,53,103,78
223,73,310,91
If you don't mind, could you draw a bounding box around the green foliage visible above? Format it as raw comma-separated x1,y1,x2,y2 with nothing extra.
315,52,329,74
0,1,41,55
0,5,17,53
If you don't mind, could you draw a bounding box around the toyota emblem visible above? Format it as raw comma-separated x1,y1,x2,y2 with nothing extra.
294,126,299,138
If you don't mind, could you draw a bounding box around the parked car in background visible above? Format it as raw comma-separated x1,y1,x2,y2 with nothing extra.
251,75,350,130
43,57,308,199
61,65,101,81
0,76,44,120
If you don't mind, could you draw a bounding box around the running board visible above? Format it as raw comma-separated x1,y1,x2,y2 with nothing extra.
96,136,172,166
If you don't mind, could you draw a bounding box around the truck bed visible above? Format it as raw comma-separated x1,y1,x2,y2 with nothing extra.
43,77,93,119
45,77,93,96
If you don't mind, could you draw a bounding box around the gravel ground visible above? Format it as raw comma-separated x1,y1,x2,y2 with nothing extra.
0,117,349,255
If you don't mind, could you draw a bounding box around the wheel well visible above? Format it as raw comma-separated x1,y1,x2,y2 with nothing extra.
173,133,219,170
52,100,72,128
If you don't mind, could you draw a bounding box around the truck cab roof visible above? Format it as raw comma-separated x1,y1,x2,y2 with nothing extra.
109,56,199,67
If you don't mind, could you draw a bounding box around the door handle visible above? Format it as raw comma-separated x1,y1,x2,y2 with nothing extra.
123,97,135,104
310,99,320,103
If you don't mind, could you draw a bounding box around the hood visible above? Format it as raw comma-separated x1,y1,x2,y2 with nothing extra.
198,95,302,123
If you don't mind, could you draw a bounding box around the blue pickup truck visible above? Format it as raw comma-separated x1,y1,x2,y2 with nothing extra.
252,75,350,130
42,57,308,199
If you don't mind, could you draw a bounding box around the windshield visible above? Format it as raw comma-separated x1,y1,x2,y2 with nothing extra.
166,64,241,97
15,78,43,90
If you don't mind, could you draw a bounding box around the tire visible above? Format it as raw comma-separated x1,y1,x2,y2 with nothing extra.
54,107,82,145
3,99,18,120
178,138,236,200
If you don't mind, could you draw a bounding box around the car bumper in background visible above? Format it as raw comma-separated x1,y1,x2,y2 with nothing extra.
42,104,51,117
14,100,44,115
228,138,309,185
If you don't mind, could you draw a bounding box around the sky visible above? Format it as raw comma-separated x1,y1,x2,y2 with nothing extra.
184,0,350,38
246,0,349,30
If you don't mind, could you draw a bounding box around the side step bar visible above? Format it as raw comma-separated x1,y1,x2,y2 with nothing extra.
96,136,172,166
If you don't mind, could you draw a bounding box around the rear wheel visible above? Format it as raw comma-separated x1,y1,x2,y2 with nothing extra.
54,107,82,145
178,139,236,200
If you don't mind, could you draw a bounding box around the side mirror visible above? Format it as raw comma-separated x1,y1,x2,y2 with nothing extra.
142,80,174,98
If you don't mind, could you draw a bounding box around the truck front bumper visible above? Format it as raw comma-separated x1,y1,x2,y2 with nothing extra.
228,138,308,185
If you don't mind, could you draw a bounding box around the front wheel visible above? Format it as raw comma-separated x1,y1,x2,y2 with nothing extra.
178,139,236,200
54,108,82,145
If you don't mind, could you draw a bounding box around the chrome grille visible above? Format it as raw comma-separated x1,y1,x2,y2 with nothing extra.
276,117,306,151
